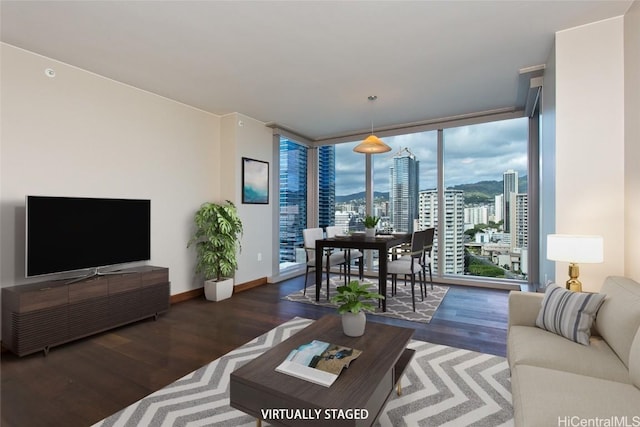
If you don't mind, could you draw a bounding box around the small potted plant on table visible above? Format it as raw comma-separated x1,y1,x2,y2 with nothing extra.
188,200,243,301
331,280,384,337
363,215,380,238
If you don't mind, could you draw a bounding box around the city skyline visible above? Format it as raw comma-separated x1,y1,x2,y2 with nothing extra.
335,117,528,196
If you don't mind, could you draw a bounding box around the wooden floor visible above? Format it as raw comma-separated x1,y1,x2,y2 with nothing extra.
0,275,510,427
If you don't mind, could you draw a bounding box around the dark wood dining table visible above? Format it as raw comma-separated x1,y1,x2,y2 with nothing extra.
315,233,411,312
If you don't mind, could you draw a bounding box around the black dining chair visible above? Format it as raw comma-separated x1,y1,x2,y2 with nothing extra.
302,227,347,299
386,229,427,312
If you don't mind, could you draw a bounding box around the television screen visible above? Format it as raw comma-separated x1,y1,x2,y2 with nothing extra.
26,196,151,277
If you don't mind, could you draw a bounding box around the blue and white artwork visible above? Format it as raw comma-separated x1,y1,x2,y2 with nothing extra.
242,157,269,204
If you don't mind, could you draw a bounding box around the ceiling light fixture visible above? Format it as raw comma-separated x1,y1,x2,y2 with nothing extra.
353,95,392,154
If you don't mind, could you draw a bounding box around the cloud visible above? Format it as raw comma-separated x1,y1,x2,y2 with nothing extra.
335,117,527,195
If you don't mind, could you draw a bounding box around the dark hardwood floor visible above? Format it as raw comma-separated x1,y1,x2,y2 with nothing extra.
0,275,509,427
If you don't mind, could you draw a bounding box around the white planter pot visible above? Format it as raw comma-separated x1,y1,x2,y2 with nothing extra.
204,277,234,301
365,228,376,238
341,311,366,337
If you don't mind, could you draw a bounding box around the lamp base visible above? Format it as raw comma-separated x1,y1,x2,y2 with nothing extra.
566,263,582,292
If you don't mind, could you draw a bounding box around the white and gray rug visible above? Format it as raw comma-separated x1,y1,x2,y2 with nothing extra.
284,277,449,324
94,317,513,427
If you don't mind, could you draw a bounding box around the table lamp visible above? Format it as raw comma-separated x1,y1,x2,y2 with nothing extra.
547,234,604,292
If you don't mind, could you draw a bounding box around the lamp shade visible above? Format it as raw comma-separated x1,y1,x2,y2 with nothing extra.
353,135,392,154
547,234,604,263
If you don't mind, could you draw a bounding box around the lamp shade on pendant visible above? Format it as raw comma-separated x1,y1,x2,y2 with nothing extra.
353,135,392,154
547,234,604,263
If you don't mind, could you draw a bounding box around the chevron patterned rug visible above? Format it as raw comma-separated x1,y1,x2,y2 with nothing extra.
94,317,513,427
284,277,449,323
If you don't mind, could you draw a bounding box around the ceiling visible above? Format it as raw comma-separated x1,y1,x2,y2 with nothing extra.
1,1,633,140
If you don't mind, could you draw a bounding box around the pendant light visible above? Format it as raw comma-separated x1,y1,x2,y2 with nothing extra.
353,95,392,154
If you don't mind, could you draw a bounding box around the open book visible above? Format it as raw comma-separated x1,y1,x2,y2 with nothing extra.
275,340,362,387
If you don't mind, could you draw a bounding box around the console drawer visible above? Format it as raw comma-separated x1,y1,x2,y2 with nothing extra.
108,274,141,294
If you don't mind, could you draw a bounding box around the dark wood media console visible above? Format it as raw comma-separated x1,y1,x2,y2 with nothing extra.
1,266,170,357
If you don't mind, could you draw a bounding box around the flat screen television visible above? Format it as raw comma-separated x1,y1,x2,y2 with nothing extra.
26,195,151,278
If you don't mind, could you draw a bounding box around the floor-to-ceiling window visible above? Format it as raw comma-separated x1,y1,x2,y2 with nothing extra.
442,117,528,282
318,115,532,288
279,137,307,271
275,111,534,287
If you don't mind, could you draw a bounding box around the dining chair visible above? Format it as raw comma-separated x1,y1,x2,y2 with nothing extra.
386,229,427,312
420,227,435,291
393,228,434,292
325,226,364,281
302,227,347,299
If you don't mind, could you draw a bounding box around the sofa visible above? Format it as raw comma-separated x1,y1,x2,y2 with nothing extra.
507,276,640,426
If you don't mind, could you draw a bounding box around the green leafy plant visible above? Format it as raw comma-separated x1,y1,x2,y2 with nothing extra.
363,215,380,228
187,201,243,281
331,280,385,314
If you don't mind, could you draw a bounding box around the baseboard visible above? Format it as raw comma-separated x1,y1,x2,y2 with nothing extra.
169,277,268,304
234,277,268,293
170,288,204,304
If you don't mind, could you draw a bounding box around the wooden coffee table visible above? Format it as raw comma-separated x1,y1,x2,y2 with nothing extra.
230,315,415,427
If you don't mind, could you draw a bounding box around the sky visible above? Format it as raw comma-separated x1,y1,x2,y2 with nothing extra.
334,116,528,196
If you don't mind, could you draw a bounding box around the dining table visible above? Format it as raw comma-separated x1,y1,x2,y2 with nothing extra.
315,232,412,312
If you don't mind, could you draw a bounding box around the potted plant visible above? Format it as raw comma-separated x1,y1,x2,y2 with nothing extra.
187,201,243,301
331,280,384,337
363,215,380,238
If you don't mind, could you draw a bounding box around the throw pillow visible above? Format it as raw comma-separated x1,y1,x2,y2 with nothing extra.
535,283,606,345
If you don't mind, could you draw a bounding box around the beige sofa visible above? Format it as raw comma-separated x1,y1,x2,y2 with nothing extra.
507,276,640,426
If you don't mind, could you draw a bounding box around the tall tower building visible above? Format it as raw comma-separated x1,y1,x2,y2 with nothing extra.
503,169,518,232
494,194,503,224
279,139,307,263
389,148,419,233
511,192,529,251
418,189,465,274
318,145,335,229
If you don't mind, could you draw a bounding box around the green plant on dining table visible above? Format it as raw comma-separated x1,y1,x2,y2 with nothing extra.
363,215,380,228
331,280,385,314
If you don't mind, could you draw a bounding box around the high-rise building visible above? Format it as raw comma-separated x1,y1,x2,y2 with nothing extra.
464,205,489,227
511,192,528,251
494,194,504,224
503,169,518,232
318,145,335,229
418,189,465,274
279,138,307,263
389,148,419,233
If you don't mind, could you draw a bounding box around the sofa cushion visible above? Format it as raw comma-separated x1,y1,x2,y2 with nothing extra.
508,325,631,384
511,365,640,427
535,283,606,345
596,276,640,369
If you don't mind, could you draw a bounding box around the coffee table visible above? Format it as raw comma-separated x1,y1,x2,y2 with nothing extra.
230,315,415,427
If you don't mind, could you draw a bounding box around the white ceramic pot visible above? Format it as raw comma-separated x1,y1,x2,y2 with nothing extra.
204,277,234,301
341,311,366,337
365,228,376,238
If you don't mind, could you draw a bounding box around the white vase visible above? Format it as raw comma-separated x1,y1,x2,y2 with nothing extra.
341,311,366,337
204,277,234,301
365,228,376,238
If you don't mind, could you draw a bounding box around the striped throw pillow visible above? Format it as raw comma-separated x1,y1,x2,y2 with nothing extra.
535,283,606,345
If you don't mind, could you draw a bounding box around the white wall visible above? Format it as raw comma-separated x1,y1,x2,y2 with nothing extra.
0,43,220,295
220,113,274,285
554,17,626,291
625,1,640,282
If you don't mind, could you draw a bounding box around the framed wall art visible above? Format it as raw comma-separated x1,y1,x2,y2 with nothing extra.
242,157,269,204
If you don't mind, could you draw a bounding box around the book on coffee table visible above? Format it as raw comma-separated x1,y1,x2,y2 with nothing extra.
275,340,362,387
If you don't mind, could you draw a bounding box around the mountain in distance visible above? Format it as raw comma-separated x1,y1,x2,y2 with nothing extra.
336,176,528,204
